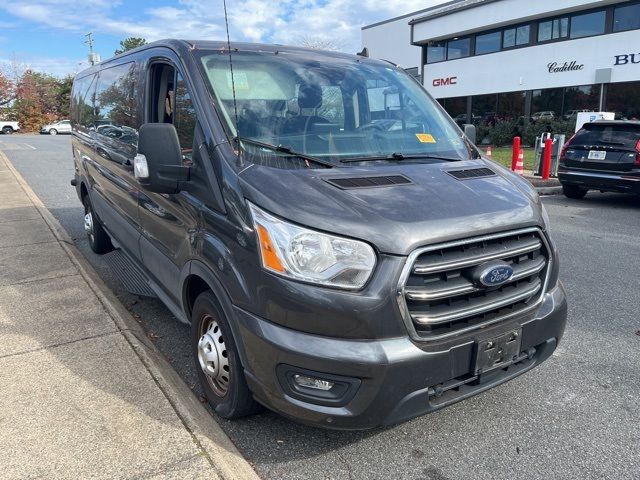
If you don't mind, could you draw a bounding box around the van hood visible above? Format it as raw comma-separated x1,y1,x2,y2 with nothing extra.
238,159,543,256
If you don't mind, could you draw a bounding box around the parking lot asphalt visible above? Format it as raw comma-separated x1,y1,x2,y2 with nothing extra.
2,134,639,480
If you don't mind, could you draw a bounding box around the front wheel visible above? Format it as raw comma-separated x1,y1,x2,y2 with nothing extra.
83,195,113,254
2,127,13,135
191,291,260,419
562,184,588,199
49,129,58,135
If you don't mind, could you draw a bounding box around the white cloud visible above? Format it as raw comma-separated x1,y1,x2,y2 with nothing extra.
0,54,86,78
0,0,447,74
1,0,440,48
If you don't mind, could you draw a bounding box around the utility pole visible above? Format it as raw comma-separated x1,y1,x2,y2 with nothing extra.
84,32,100,66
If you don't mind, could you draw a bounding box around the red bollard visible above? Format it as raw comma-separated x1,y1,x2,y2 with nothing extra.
542,138,553,180
511,136,521,171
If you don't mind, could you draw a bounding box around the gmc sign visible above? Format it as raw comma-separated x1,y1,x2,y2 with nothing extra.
432,76,457,87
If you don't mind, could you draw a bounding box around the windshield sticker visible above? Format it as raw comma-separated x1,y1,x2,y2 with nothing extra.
226,71,249,91
416,133,436,143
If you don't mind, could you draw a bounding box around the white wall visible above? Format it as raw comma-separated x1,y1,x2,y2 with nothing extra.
412,0,621,41
361,1,448,69
423,29,640,98
362,19,421,69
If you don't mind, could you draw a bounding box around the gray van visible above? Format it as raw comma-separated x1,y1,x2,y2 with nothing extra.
70,40,567,430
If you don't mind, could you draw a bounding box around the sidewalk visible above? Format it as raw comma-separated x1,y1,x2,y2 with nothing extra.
0,151,259,479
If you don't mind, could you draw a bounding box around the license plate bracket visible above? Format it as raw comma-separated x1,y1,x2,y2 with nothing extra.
474,328,522,375
588,150,606,160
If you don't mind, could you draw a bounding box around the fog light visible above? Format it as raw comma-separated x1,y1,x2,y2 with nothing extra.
293,374,334,391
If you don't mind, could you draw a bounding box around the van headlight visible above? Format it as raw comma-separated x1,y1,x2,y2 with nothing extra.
248,202,376,289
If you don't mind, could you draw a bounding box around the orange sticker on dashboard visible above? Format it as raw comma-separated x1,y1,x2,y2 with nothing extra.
416,133,436,143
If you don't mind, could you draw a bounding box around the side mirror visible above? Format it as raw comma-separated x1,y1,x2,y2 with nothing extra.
463,124,477,145
134,123,189,194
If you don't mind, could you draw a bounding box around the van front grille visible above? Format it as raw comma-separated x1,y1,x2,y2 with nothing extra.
397,228,550,340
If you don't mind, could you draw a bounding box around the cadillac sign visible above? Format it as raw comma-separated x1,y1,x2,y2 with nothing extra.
547,61,584,73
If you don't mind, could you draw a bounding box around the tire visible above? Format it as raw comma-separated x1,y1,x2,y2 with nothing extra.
191,291,260,419
49,129,58,135
83,195,113,254
562,184,588,199
2,126,13,135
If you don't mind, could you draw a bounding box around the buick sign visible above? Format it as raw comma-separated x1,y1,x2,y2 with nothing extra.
476,263,514,287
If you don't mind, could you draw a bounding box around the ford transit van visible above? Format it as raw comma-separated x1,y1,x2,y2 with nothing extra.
70,40,567,429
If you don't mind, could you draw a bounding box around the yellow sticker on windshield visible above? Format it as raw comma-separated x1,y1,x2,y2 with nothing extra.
416,133,436,143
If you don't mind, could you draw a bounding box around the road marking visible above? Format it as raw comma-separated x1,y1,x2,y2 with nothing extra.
0,143,36,151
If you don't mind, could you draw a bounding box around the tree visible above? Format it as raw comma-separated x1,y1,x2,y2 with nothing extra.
55,75,74,119
0,72,14,108
13,71,67,131
115,37,147,55
0,56,24,112
298,36,342,52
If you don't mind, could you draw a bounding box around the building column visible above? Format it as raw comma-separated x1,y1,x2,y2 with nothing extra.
524,91,532,125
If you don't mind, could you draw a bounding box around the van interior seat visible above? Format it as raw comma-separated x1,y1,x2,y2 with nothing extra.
283,84,329,135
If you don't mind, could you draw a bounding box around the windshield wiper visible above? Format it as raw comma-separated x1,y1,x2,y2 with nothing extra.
340,152,463,163
234,137,334,168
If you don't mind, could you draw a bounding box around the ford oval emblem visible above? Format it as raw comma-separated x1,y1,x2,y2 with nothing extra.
477,263,514,287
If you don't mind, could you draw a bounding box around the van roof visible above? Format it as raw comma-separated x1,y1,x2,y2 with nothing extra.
76,39,373,77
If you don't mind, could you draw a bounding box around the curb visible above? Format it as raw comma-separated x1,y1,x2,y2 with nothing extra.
0,151,260,480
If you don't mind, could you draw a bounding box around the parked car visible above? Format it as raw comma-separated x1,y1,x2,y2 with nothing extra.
70,40,567,430
0,120,20,134
531,111,555,121
558,120,640,198
453,113,480,125
40,119,72,135
563,109,592,121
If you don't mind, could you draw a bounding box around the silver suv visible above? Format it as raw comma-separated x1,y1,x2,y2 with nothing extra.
41,120,72,135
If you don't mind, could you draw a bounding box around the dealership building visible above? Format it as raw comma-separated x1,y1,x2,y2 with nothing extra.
362,0,640,123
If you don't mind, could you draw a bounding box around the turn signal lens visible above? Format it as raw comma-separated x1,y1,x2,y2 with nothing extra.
256,225,285,272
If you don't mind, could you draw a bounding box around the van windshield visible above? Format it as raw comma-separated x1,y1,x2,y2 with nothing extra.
198,50,474,166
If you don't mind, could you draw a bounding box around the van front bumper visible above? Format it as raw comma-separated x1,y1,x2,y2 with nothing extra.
233,282,567,430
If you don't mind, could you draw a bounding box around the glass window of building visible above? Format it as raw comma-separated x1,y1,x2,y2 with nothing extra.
570,10,606,39
447,37,470,60
472,94,498,125
496,92,526,122
531,88,564,119
476,31,501,55
606,81,640,120
503,28,516,48
563,85,599,118
538,17,568,42
504,25,530,48
613,4,640,32
516,25,530,45
440,96,468,124
426,41,446,63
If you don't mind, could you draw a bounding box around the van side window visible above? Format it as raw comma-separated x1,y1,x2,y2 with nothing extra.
149,64,196,164
71,74,97,131
149,64,176,124
94,63,138,131
174,73,196,163
93,62,139,163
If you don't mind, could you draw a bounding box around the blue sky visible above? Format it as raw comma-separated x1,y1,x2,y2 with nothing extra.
0,0,438,77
